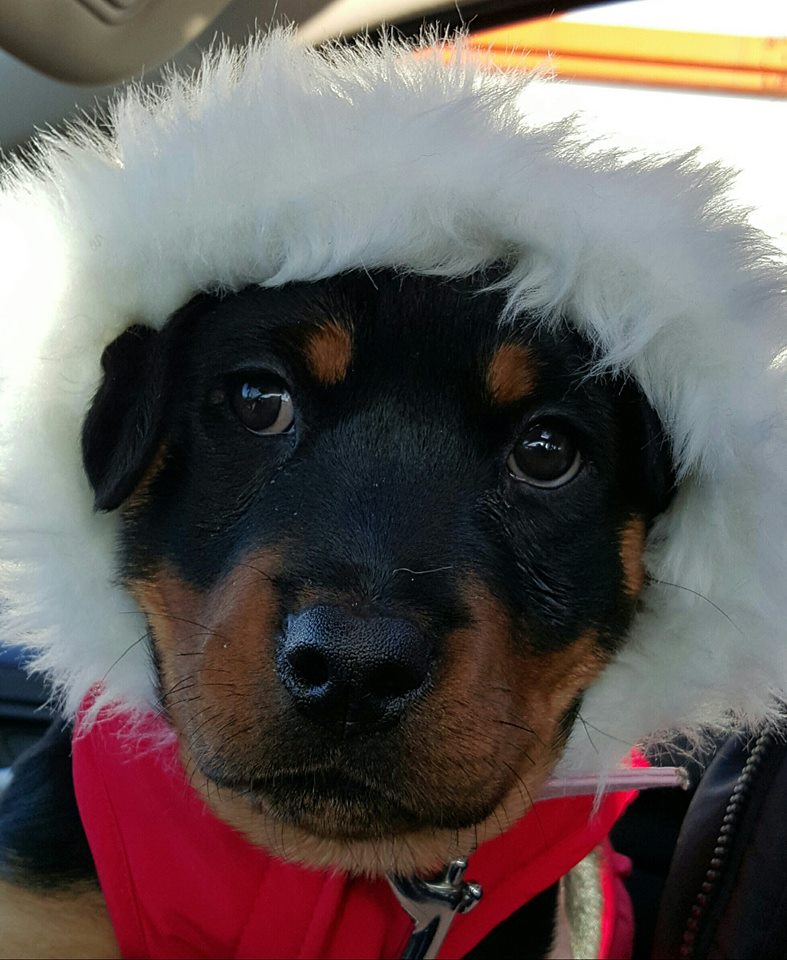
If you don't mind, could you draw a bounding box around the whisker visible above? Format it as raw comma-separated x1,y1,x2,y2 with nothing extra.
186,707,224,741
576,713,633,749
648,576,743,635
502,760,545,842
236,561,277,584
166,694,206,708
102,632,149,681
159,675,196,700
211,714,242,742
143,610,227,640
390,565,455,577
493,718,536,736
576,713,598,753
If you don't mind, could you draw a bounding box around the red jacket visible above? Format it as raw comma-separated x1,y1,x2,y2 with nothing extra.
72,709,635,959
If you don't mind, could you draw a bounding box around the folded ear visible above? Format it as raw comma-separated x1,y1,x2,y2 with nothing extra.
619,380,676,521
81,324,166,512
637,395,677,520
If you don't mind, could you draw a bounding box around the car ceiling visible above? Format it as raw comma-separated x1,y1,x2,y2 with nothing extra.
0,0,619,149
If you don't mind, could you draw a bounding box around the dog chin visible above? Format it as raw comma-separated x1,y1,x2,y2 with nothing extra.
194,763,549,877
250,776,435,841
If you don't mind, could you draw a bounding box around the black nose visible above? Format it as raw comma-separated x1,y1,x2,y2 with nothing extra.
277,605,433,733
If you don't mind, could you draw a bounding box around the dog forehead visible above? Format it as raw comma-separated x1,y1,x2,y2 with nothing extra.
169,271,583,398
183,271,501,341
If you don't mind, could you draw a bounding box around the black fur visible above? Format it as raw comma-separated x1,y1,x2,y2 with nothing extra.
83,294,219,511
0,722,96,888
82,323,165,512
465,884,560,960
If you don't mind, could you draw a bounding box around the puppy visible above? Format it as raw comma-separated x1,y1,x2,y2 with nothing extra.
0,29,784,960
1,269,672,956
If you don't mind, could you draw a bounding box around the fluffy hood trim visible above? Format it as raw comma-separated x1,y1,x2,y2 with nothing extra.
0,31,785,771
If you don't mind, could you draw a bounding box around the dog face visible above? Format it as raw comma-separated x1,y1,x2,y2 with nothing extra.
82,270,673,874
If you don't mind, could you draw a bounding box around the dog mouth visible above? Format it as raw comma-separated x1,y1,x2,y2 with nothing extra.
205,765,500,840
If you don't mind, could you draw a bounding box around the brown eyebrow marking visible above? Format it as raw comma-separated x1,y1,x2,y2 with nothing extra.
487,343,538,406
620,516,647,597
304,321,353,386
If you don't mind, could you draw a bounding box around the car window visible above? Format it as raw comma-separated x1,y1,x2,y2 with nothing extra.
464,0,787,251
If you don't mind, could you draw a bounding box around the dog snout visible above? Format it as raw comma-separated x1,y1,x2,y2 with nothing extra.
277,605,432,733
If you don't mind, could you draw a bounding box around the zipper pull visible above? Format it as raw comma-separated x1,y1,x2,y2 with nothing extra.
388,858,483,960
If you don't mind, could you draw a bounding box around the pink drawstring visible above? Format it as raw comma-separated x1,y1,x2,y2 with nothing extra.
539,766,689,800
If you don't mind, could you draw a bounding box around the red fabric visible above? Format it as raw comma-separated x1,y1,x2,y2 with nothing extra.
72,709,637,959
599,842,635,960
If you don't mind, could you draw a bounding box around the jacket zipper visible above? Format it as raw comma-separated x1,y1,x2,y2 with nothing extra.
679,727,773,958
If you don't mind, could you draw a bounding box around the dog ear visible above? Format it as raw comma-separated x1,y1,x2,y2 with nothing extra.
81,324,167,512
624,385,676,520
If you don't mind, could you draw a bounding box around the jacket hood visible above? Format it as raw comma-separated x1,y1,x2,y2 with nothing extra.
0,31,785,772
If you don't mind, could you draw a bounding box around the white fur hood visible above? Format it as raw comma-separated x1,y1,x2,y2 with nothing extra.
0,31,785,772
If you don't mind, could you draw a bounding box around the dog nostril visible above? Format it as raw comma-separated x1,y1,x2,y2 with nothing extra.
279,606,434,733
366,661,426,700
288,646,331,688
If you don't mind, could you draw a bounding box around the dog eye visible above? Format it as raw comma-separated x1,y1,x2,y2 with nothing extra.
229,375,294,435
507,422,582,488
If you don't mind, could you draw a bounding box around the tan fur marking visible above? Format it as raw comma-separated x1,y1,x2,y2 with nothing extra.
0,880,119,959
128,550,282,762
487,343,537,405
125,441,168,510
304,322,352,385
200,581,608,877
620,516,647,597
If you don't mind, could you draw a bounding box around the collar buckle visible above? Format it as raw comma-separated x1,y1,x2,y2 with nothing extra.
388,858,483,960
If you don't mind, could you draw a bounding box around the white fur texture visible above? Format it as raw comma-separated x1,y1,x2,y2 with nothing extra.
0,32,785,771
